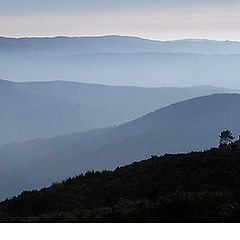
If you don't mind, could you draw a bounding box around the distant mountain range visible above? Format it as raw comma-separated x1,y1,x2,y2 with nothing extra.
0,79,235,146
1,36,240,87
2,35,240,55
1,93,240,199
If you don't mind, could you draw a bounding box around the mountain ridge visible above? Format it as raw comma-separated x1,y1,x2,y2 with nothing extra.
3,52,240,87
0,78,235,90
0,93,240,199
3,35,240,87
0,79,236,146
1,146,240,222
2,35,240,55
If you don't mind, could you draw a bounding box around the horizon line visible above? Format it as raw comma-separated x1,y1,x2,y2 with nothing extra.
0,78,239,91
1,34,240,43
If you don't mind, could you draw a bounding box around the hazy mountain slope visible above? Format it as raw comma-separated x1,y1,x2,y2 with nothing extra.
2,36,240,87
0,80,109,145
2,52,240,87
0,79,235,146
1,93,240,199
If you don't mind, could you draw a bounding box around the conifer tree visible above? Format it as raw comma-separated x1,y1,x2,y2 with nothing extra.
219,130,234,145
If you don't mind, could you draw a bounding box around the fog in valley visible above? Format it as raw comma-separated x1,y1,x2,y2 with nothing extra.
1,36,240,200
1,93,240,199
2,36,240,88
3,0,240,224
0,78,238,146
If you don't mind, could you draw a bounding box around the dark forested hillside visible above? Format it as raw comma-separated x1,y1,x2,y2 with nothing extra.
1,147,240,223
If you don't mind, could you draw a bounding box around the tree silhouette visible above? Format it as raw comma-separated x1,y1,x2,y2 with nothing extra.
219,130,234,145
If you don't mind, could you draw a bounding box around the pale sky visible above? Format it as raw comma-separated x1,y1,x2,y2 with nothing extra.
1,0,240,40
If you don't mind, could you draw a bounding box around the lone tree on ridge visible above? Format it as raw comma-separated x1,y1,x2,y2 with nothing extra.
219,130,234,145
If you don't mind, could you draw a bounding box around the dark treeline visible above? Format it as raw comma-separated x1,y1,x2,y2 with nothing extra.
1,147,240,222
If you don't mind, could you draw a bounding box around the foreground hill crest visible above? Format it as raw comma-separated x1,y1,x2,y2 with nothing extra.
1,147,240,222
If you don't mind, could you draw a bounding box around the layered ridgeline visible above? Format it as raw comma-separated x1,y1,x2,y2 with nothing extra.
0,93,240,199
1,147,240,222
0,79,235,146
1,36,240,87
2,36,240,55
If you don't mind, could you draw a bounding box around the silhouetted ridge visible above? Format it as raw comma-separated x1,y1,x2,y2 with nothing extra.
1,147,240,222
